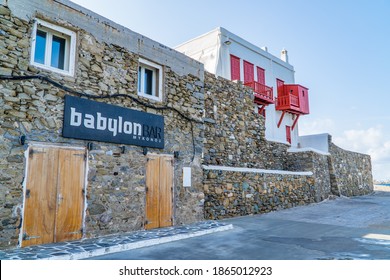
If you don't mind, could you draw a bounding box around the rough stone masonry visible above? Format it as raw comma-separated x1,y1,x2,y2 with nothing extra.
0,0,373,250
202,72,373,218
0,1,205,248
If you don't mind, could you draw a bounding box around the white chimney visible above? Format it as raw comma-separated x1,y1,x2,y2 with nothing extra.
281,48,288,63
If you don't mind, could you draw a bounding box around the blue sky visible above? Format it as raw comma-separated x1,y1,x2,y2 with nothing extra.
71,0,390,180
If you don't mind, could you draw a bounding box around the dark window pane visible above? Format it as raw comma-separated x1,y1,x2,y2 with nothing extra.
51,35,66,70
34,30,47,65
138,66,142,92
144,68,153,95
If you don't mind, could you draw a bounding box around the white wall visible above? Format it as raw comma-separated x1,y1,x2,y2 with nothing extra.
299,133,330,153
175,29,220,75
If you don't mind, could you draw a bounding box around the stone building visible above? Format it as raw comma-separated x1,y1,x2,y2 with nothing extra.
0,0,373,250
0,0,206,249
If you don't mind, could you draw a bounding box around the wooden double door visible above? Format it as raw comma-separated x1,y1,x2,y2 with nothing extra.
145,155,174,230
21,145,86,247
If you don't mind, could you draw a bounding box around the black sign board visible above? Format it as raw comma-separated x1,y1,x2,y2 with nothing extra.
63,95,164,149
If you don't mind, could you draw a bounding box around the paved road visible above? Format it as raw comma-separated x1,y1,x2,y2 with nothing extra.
86,191,390,260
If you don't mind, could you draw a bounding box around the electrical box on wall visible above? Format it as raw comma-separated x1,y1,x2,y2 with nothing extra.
183,167,191,187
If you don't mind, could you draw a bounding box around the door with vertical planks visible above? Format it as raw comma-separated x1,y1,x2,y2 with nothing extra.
22,145,86,247
243,60,254,84
145,155,173,230
230,55,241,81
55,148,86,242
22,147,58,247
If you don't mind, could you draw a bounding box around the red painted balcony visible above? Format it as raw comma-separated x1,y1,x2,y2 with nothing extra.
244,81,274,105
275,84,309,114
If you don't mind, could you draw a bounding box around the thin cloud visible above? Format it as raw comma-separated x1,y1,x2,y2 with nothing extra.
299,118,335,135
333,125,390,180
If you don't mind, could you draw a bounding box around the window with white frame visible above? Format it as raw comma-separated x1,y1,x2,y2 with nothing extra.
138,58,163,102
30,19,76,76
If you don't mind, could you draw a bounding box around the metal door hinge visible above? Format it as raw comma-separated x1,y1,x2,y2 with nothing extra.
29,149,45,158
73,153,87,161
26,189,31,199
67,230,82,235
23,232,40,240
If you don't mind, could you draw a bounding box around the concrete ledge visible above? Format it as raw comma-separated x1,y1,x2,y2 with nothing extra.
288,147,330,156
203,165,313,176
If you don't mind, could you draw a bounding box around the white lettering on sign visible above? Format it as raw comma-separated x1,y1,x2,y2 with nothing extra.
69,107,162,142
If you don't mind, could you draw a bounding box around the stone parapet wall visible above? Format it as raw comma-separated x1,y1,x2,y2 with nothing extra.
203,167,315,219
328,141,373,196
286,150,331,202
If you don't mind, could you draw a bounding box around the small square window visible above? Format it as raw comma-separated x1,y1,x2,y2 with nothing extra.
138,58,163,102
30,19,76,76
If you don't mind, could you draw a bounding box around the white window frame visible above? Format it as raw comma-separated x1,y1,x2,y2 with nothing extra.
137,58,163,102
30,19,76,76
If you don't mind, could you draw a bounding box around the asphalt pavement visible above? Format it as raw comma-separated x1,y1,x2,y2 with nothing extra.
86,190,390,260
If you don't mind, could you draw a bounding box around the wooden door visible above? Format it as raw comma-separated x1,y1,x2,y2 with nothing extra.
257,66,265,85
277,78,285,96
230,54,241,81
55,149,85,242
145,155,160,230
145,155,173,230
22,145,86,247
22,147,59,247
243,60,254,84
286,125,292,144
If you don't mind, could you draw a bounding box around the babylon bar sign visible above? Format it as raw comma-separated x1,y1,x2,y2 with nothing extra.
63,95,164,149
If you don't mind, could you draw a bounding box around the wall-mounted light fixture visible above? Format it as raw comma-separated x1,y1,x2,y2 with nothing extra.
120,146,126,154
142,147,148,156
87,142,93,151
224,40,232,45
173,151,179,159
19,135,26,145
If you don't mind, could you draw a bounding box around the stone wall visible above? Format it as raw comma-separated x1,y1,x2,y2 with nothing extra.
0,3,205,248
328,141,373,196
203,168,315,219
202,73,318,218
203,73,288,170
202,73,373,220
286,150,331,202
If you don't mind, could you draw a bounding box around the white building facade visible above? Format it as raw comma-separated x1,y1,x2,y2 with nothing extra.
175,27,309,147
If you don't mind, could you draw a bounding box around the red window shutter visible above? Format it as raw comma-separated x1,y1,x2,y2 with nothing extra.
230,55,240,81
276,79,285,96
243,60,254,84
257,67,265,85
286,125,291,144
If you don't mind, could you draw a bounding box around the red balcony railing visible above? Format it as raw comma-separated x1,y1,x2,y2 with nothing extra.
275,84,309,114
244,81,274,105
276,94,299,109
